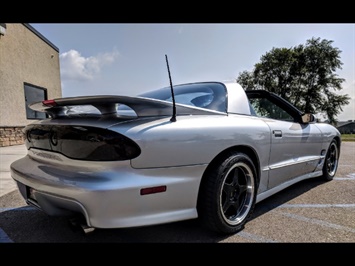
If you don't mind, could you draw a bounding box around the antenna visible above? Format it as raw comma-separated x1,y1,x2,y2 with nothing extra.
165,54,176,122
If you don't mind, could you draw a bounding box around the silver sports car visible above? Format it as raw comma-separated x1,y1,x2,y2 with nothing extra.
10,81,341,234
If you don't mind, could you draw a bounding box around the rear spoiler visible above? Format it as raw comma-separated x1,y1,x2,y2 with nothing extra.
30,95,225,118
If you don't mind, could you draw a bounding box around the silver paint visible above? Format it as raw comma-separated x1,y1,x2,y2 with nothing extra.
10,81,341,229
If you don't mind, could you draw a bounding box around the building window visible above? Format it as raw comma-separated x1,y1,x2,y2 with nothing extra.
24,83,47,119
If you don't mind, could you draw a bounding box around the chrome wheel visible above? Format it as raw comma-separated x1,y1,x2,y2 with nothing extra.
322,139,339,181
326,141,338,177
198,152,257,234
220,162,255,225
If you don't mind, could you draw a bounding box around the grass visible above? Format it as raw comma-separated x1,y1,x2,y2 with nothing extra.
341,134,355,142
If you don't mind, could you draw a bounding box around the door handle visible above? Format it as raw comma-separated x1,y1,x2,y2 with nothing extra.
273,130,282,137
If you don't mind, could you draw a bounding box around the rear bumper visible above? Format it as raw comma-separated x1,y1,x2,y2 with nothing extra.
10,152,205,229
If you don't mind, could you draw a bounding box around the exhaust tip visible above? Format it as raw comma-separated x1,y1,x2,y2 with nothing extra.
68,216,95,234
81,224,95,234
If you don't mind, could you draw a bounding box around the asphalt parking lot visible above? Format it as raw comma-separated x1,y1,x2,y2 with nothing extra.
0,142,354,244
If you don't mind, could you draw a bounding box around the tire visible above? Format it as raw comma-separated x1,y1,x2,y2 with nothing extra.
321,139,339,181
198,152,257,234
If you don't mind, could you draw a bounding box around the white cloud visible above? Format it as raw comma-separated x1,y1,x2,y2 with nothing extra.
60,49,119,81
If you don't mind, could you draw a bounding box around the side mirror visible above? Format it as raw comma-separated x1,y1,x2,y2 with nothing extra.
301,113,315,124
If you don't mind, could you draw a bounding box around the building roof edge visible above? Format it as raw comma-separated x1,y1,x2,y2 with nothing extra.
23,23,59,53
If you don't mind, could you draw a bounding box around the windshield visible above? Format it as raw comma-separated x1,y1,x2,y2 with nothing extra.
139,82,227,112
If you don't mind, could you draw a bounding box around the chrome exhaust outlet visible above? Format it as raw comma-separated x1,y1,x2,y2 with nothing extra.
80,224,95,234
69,217,95,234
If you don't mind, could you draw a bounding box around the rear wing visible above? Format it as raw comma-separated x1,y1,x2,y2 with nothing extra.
30,95,225,118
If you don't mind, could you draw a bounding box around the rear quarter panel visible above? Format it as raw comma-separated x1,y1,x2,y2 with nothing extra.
109,114,272,192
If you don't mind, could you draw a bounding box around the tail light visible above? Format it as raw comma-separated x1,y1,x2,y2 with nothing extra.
25,125,141,161
42,99,57,107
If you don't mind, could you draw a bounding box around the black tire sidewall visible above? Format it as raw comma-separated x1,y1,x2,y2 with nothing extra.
206,152,257,234
322,139,339,181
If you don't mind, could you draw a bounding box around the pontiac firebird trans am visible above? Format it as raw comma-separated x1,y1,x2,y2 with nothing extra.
11,81,341,234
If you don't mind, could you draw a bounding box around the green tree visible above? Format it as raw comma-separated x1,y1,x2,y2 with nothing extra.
236,37,350,125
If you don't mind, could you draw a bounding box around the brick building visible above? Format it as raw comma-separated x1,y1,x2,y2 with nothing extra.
0,23,62,146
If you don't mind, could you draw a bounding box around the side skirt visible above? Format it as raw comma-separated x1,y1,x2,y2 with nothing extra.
256,170,323,203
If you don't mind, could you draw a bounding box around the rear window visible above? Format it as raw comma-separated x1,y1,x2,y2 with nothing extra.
140,82,227,112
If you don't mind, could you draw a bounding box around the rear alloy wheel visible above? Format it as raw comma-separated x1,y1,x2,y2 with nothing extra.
322,139,339,181
198,152,257,234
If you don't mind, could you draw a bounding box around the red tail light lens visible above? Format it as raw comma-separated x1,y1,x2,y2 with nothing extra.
42,99,57,107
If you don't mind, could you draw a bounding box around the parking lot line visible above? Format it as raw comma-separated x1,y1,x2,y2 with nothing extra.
279,203,355,208
237,231,278,243
275,211,355,234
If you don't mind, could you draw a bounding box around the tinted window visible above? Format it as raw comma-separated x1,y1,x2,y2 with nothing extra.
249,97,294,121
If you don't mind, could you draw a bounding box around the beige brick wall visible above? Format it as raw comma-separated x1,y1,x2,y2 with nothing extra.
0,23,62,127
0,127,25,147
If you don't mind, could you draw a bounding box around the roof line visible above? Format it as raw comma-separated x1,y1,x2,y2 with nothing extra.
337,121,355,127
23,23,59,53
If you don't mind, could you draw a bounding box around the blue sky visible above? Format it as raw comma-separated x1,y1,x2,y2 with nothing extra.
31,23,354,121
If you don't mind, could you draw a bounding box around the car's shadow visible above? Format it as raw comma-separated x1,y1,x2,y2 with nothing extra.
251,178,326,218
0,178,326,243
